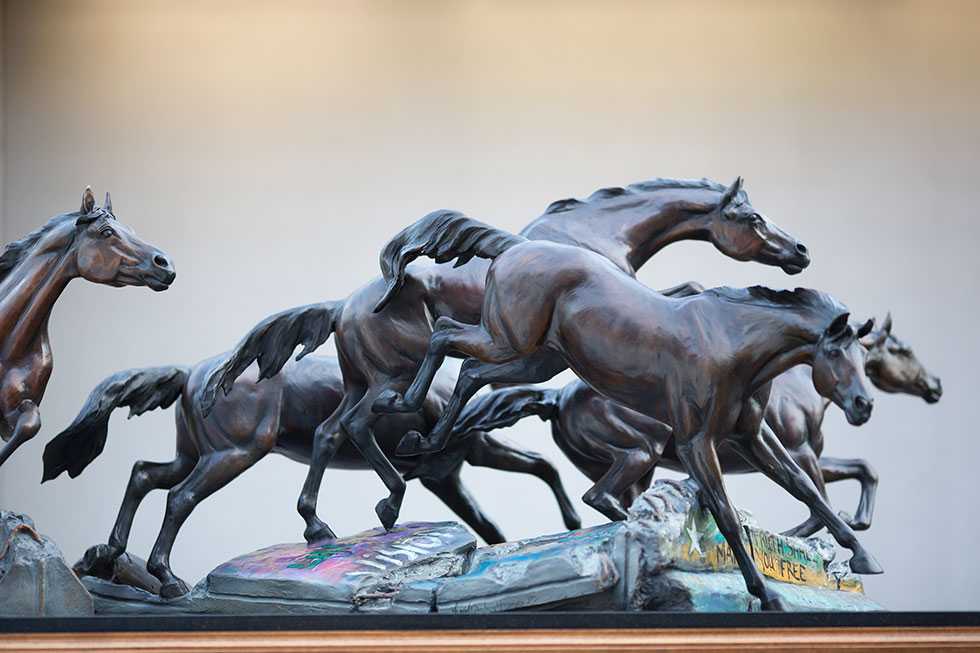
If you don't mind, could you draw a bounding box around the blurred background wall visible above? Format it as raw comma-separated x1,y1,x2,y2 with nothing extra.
1,0,977,609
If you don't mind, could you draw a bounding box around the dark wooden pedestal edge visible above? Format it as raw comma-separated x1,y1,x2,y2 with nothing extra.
2,613,980,652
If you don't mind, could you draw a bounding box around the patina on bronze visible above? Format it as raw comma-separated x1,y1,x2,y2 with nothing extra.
41,355,579,598
364,215,880,610
0,187,175,469
202,177,810,537
454,312,941,533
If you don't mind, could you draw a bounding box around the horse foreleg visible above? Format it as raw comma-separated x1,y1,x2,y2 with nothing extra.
397,353,559,457
733,425,882,576
0,400,40,468
582,446,658,522
780,445,830,538
297,395,358,543
819,456,879,531
465,432,581,531
421,471,506,545
676,435,785,610
147,450,263,598
342,390,407,531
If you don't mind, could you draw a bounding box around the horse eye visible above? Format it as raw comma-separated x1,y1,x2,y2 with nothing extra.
99,227,116,239
829,349,842,358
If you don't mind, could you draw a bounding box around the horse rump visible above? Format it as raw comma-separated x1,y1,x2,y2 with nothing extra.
374,210,526,313
41,366,189,482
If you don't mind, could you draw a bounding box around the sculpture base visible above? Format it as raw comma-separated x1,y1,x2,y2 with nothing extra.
80,481,882,614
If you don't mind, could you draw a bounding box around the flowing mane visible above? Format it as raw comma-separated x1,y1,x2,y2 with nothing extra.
704,286,847,320
0,213,79,284
542,177,748,215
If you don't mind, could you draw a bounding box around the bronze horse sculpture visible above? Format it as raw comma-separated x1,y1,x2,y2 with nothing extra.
42,354,581,598
202,177,811,540
360,214,881,610
452,311,941,532
0,187,175,469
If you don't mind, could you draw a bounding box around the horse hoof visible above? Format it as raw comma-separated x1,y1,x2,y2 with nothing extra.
74,543,121,580
304,523,337,544
159,578,190,599
849,550,884,575
761,595,788,611
375,498,400,531
395,431,426,456
373,390,407,414
839,511,870,531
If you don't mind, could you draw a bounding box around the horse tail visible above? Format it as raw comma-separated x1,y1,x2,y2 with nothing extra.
374,209,526,313
452,386,561,437
200,300,344,416
41,366,189,482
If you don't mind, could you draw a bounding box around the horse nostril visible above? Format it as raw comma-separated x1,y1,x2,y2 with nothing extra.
854,396,873,412
796,242,809,256
153,254,170,269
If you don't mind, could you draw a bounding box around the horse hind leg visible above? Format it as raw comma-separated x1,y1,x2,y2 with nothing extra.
465,432,582,531
342,389,407,531
421,471,506,545
146,450,263,598
77,455,195,581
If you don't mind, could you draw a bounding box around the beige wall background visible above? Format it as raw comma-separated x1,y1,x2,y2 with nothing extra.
1,0,978,610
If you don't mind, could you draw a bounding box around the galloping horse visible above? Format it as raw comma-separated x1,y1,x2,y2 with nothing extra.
366,217,880,610
202,177,811,539
0,187,175,469
452,312,941,532
42,355,580,598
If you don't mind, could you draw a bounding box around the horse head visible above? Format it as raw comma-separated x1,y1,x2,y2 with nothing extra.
705,177,811,275
811,313,875,425
74,187,176,291
862,312,942,404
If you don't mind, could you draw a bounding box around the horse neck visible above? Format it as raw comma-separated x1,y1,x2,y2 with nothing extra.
522,188,718,276
621,192,718,272
0,245,77,359
730,302,827,392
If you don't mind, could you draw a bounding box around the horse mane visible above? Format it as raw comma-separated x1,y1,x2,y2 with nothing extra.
705,286,847,319
542,177,747,215
0,213,81,284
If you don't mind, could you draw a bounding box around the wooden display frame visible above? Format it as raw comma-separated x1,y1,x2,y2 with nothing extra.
3,613,980,652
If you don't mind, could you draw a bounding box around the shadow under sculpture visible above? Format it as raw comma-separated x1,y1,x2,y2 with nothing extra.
453,311,941,533
362,214,882,611
0,187,175,470
41,355,580,598
201,177,811,540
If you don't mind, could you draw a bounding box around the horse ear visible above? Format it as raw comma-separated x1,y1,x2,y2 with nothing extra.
80,186,96,214
825,312,850,339
718,176,743,210
882,311,892,334
104,191,113,215
856,318,874,339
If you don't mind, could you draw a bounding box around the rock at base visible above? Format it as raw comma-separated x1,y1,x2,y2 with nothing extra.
0,511,93,616
80,480,882,614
